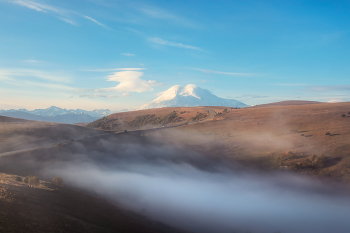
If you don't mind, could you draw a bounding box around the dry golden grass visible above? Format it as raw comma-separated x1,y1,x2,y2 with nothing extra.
145,102,350,183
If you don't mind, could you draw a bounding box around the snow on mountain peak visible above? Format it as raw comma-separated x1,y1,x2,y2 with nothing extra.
140,84,247,109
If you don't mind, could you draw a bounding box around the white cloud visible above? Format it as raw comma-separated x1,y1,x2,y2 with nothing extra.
26,81,73,90
82,15,107,28
23,59,41,63
88,68,146,72
79,93,130,98
10,0,107,28
194,68,255,76
0,68,74,91
307,85,350,92
141,7,179,20
0,69,71,83
103,70,164,93
59,17,79,26
121,53,135,57
12,0,60,13
149,37,203,51
13,0,44,12
273,83,307,87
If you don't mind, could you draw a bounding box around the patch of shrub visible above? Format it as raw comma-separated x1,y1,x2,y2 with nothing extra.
52,177,63,186
342,114,346,117
15,176,22,182
275,152,294,162
348,111,350,114
325,132,331,135
312,155,326,168
128,111,181,128
308,154,317,162
190,112,208,122
288,163,301,170
23,177,28,183
28,176,39,186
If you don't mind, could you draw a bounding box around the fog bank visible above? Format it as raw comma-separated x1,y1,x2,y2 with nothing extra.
41,138,350,233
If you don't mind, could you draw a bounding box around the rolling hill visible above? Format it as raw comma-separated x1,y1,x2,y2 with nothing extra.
87,106,227,131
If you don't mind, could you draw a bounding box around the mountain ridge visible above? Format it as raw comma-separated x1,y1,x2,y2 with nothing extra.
0,106,111,124
0,106,111,118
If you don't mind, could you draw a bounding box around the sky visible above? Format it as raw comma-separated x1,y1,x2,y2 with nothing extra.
0,0,350,111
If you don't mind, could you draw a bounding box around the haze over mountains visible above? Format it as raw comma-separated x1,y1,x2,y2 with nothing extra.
0,106,111,124
140,84,248,109
0,85,248,124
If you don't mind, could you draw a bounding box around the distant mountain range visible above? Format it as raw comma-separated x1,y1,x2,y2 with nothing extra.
1,85,247,123
140,84,248,109
0,106,111,124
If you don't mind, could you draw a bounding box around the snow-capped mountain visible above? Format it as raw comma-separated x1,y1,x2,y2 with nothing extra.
140,84,248,109
0,106,112,124
1,106,111,118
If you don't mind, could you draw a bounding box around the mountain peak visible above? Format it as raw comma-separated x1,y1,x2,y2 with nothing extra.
140,84,247,109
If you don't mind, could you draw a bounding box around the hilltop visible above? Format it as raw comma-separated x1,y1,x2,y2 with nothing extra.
87,106,228,131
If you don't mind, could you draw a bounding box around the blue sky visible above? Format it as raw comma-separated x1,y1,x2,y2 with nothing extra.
1,0,350,111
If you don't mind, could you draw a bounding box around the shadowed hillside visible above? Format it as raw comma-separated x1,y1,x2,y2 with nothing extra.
0,116,103,154
0,173,188,233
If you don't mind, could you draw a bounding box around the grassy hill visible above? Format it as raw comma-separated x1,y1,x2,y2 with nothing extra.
142,102,350,183
87,106,223,131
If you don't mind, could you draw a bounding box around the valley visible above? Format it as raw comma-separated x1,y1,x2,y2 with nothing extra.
1,101,350,233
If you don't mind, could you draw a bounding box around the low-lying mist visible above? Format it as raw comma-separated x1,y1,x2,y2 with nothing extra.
32,134,350,233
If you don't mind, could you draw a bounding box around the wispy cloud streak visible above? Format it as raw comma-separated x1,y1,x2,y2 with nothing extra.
121,53,135,57
149,38,204,51
87,68,146,72
82,15,107,28
79,93,130,99
194,68,255,76
10,0,107,28
307,85,350,92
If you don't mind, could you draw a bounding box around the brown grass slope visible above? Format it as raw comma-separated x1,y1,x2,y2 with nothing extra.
146,102,350,183
250,100,321,108
87,106,222,131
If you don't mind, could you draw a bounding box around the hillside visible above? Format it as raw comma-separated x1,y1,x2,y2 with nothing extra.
250,100,322,108
0,116,102,154
142,102,350,183
0,173,187,233
87,106,228,131
2,103,350,232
